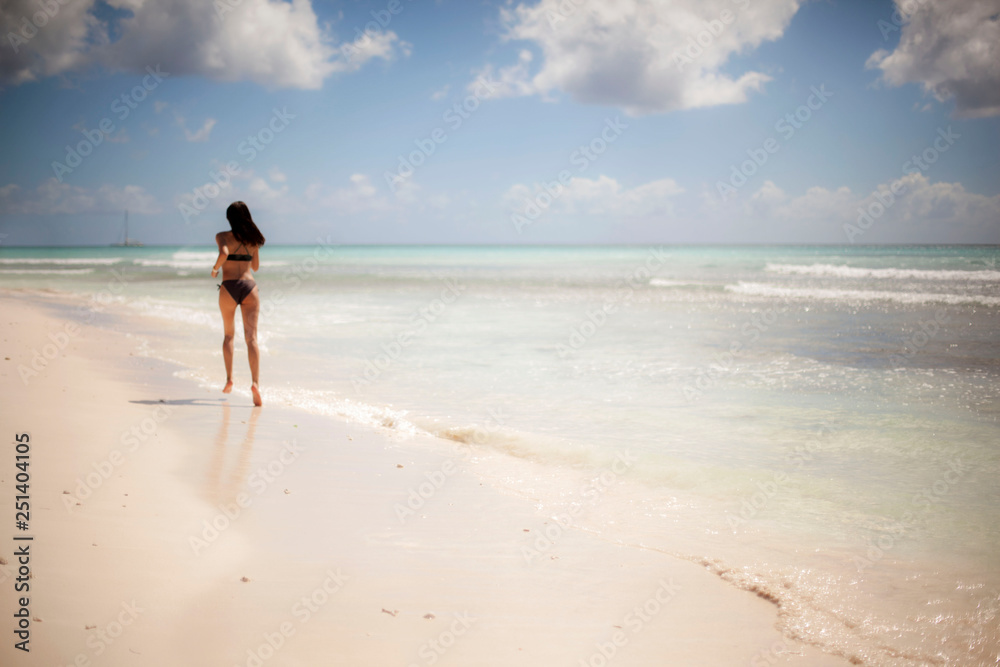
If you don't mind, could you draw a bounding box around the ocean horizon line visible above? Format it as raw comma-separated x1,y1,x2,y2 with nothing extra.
2,242,998,249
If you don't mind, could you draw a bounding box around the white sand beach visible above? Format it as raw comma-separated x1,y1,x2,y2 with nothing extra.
0,290,857,666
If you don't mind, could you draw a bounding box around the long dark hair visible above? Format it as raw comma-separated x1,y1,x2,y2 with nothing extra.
226,201,266,247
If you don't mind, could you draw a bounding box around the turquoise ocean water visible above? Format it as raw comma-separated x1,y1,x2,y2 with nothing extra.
2,244,998,664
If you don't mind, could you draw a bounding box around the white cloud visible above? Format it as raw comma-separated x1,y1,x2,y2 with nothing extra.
246,175,289,202
304,173,408,215
0,0,103,85
171,169,434,228
742,180,855,222
735,173,1000,243
473,0,801,114
0,0,410,89
430,84,451,101
742,179,789,217
867,0,1000,118
474,49,538,99
106,128,131,144
332,28,412,75
0,179,161,215
181,117,217,143
505,174,684,217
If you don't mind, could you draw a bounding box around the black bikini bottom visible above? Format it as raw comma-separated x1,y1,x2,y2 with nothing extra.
219,279,257,305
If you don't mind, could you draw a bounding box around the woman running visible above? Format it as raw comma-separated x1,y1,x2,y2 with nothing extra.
211,201,265,406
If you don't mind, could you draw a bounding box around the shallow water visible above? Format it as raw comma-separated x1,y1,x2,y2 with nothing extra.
3,244,998,664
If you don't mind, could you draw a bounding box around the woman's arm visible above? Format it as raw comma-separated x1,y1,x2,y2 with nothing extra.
251,245,260,273
211,232,229,278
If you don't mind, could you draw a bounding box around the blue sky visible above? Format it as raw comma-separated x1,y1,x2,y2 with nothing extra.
0,0,998,245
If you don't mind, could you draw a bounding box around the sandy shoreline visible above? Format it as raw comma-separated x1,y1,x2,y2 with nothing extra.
0,290,852,666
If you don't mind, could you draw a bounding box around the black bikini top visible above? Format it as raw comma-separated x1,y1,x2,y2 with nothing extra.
227,242,253,262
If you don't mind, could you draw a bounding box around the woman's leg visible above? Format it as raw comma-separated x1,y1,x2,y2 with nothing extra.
240,286,262,406
218,286,237,393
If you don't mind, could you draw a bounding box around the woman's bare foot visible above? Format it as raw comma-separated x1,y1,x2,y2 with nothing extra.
223,379,233,394
251,383,262,407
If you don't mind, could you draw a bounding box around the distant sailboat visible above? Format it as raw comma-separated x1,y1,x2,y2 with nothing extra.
112,209,143,247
